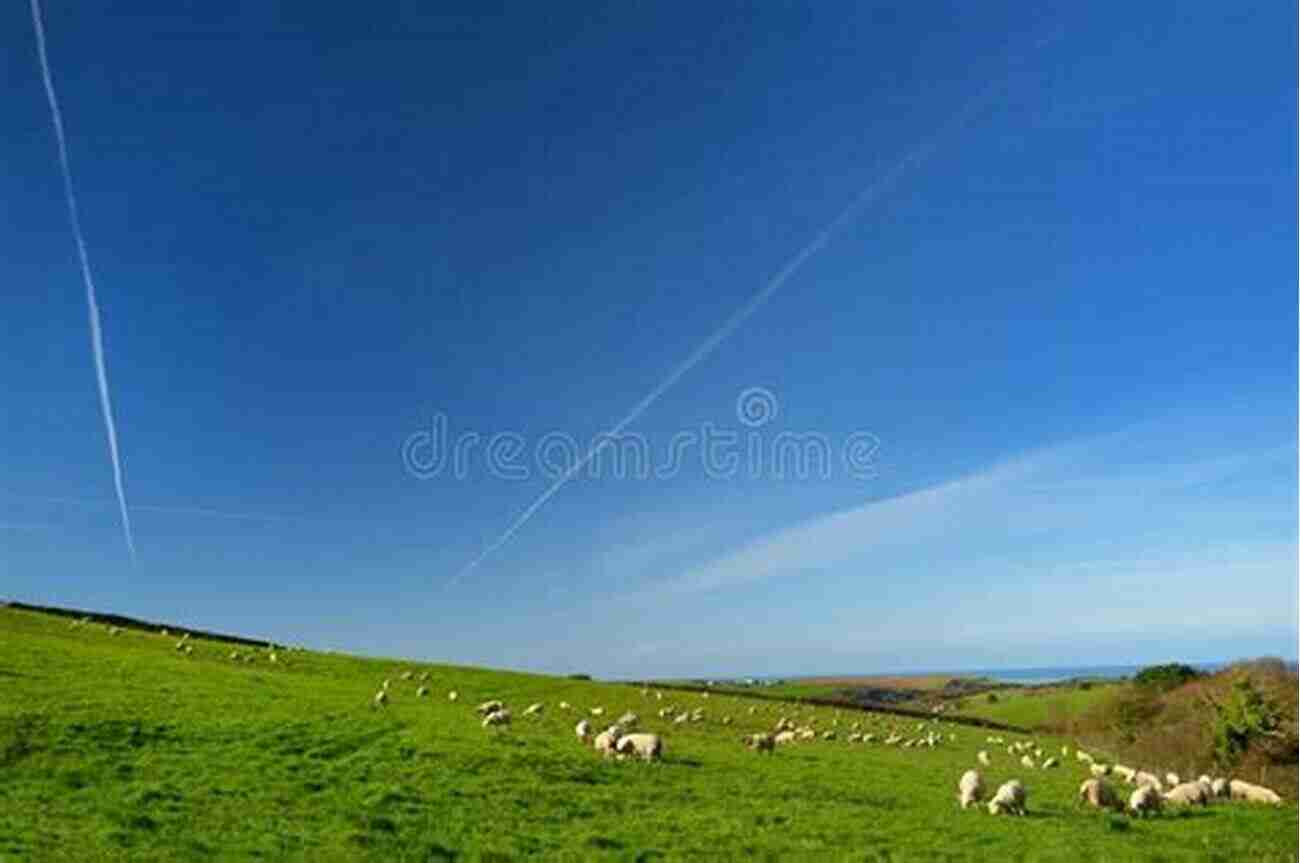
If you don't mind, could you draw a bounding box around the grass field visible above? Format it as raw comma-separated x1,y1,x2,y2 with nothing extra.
945,685,1119,730
1,607,1295,861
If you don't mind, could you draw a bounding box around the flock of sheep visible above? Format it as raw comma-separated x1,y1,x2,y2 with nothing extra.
957,736,1284,817
71,618,1287,823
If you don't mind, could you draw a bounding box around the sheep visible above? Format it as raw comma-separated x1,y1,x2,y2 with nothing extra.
1020,754,1036,770
558,701,570,710
593,727,621,757
745,733,775,754
575,719,592,742
1090,763,1111,777
1210,778,1229,798
175,641,186,652
1163,782,1209,806
1134,772,1163,792
774,730,797,745
673,713,689,725
416,686,429,698
862,733,876,743
1041,757,1059,769
987,780,1026,815
590,707,606,717
797,729,816,741
1229,779,1283,805
400,671,413,680
1078,778,1120,810
373,690,389,709
183,645,193,655
448,690,459,701
268,652,278,663
821,731,836,741
382,679,391,690
1076,749,1093,763
228,651,240,661
747,706,757,715
958,769,984,810
1165,772,1180,788
418,671,429,682
617,711,638,728
1128,785,1161,817
721,716,733,726
615,733,663,762
476,700,504,715
1061,745,1070,757
1112,765,1136,783
977,750,991,766
482,709,511,728
524,703,544,717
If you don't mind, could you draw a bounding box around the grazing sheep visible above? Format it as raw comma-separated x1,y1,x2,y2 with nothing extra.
382,679,391,690
987,780,1026,816
1128,785,1161,817
1112,765,1136,783
1229,779,1283,805
268,652,278,663
958,769,984,810
418,671,429,682
821,731,836,741
748,706,757,715
774,730,797,745
524,703,544,716
1090,763,1111,777
615,733,663,762
482,709,511,728
559,701,570,710
1165,772,1180,788
228,651,239,661
400,671,413,680
798,729,816,741
1061,745,1069,757
416,686,429,697
1020,754,1035,770
1076,750,1093,763
1210,778,1229,798
1163,782,1209,806
593,727,621,757
721,716,733,726
862,733,876,743
977,750,991,766
745,733,775,753
476,700,504,715
175,641,186,651
448,690,459,701
590,707,605,717
673,714,689,725
1041,757,1059,769
373,690,389,708
617,711,638,728
1134,772,1163,792
575,719,592,742
1078,778,1120,810
183,645,193,655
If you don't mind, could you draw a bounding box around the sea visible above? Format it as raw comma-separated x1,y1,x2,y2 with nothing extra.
756,662,1231,687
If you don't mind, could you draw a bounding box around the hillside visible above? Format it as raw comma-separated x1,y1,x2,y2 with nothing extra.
0,607,1295,860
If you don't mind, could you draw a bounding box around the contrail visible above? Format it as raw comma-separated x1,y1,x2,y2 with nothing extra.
446,31,1058,587
30,0,137,562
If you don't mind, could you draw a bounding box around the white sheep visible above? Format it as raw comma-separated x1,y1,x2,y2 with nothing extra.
1163,782,1208,806
448,690,459,701
987,780,1026,815
1020,754,1035,769
977,750,991,766
476,700,504,715
1090,763,1111,777
958,769,984,810
559,701,570,710
1134,772,1163,792
1112,765,1136,783
523,703,544,716
481,709,511,728
590,707,605,717
1078,778,1120,810
615,733,663,762
1128,784,1161,816
575,719,592,742
1229,779,1283,805
617,711,638,728
1210,778,1229,798
745,733,775,754
373,690,389,708
774,730,797,745
1041,757,1059,769
593,727,621,757
1165,772,1180,788
416,686,429,697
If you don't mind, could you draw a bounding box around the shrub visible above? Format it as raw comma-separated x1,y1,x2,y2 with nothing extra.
1133,663,1201,692
1209,675,1284,769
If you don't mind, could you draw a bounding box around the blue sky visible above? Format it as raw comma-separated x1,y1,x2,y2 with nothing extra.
3,2,1295,677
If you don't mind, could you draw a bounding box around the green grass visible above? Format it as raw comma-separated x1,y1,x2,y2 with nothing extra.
946,685,1118,729
0,608,1294,861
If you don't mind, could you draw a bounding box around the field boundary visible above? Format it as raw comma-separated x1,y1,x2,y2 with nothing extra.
625,681,1035,734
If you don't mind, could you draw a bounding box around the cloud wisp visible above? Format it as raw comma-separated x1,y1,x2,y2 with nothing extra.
447,31,1062,589
30,0,137,562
